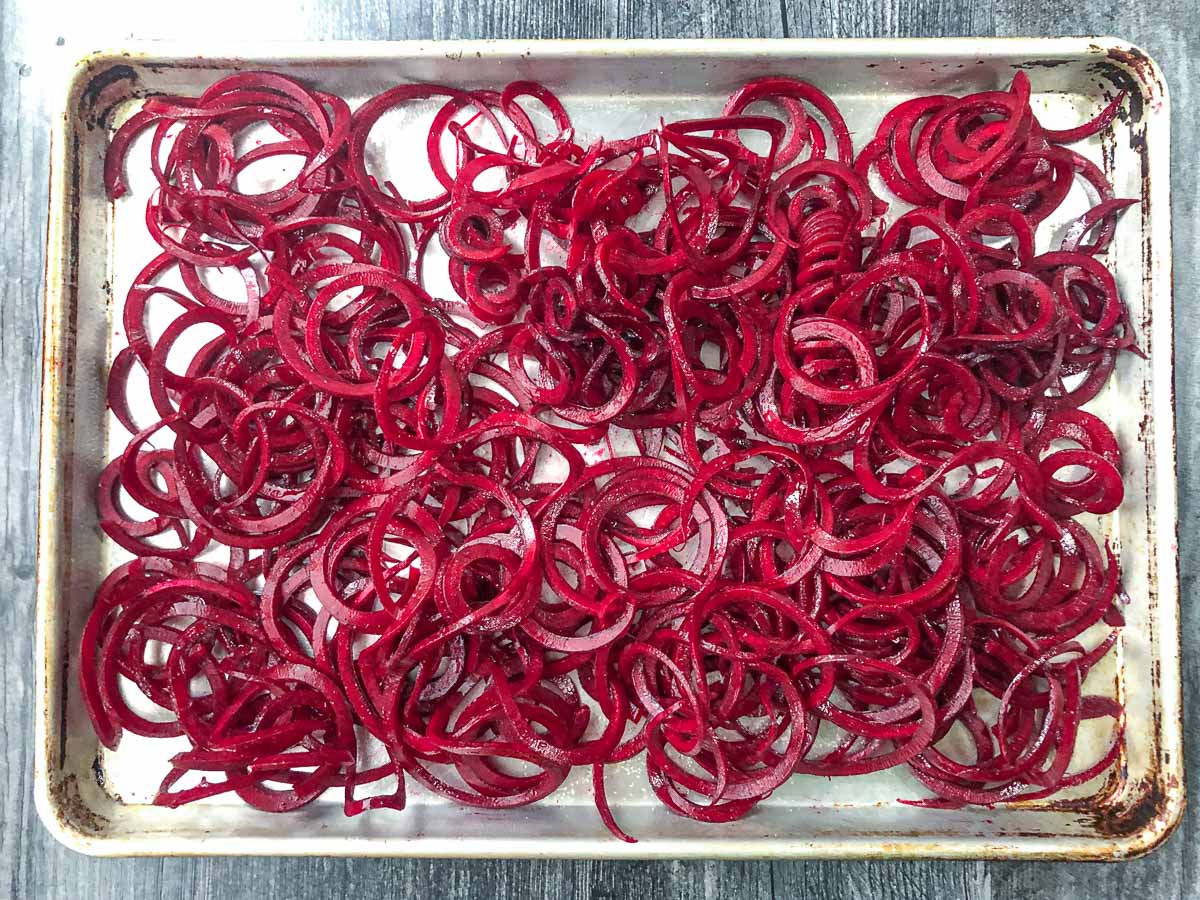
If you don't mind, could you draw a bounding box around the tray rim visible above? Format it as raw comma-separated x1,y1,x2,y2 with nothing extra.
34,35,1183,860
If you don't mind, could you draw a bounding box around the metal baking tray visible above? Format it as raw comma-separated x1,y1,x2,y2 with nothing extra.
35,37,1182,859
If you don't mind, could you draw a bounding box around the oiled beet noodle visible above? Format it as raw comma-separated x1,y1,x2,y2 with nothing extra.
87,70,1134,836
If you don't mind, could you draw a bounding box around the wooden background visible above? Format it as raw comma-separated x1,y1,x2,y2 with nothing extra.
3,0,1196,896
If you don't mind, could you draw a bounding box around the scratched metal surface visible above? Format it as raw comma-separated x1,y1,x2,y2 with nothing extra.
4,0,1199,897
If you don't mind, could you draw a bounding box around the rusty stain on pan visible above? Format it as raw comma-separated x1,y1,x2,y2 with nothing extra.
1088,775,1181,840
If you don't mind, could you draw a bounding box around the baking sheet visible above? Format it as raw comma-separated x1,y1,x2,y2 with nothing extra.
35,37,1182,859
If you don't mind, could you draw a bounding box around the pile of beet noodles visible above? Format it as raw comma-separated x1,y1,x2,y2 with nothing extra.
87,70,1133,838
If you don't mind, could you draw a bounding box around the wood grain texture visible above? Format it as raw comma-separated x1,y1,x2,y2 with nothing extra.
2,1,1195,897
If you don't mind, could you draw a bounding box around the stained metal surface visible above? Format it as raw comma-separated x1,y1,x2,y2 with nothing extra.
34,37,1182,859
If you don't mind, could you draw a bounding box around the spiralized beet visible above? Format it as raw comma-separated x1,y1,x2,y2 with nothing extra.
88,70,1135,837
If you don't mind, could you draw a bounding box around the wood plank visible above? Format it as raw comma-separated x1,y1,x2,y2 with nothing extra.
1,0,54,896
781,0,995,37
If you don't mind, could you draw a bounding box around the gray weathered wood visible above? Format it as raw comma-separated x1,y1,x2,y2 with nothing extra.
2,0,1196,897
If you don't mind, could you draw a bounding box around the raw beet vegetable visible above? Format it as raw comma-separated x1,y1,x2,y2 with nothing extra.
87,70,1133,838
